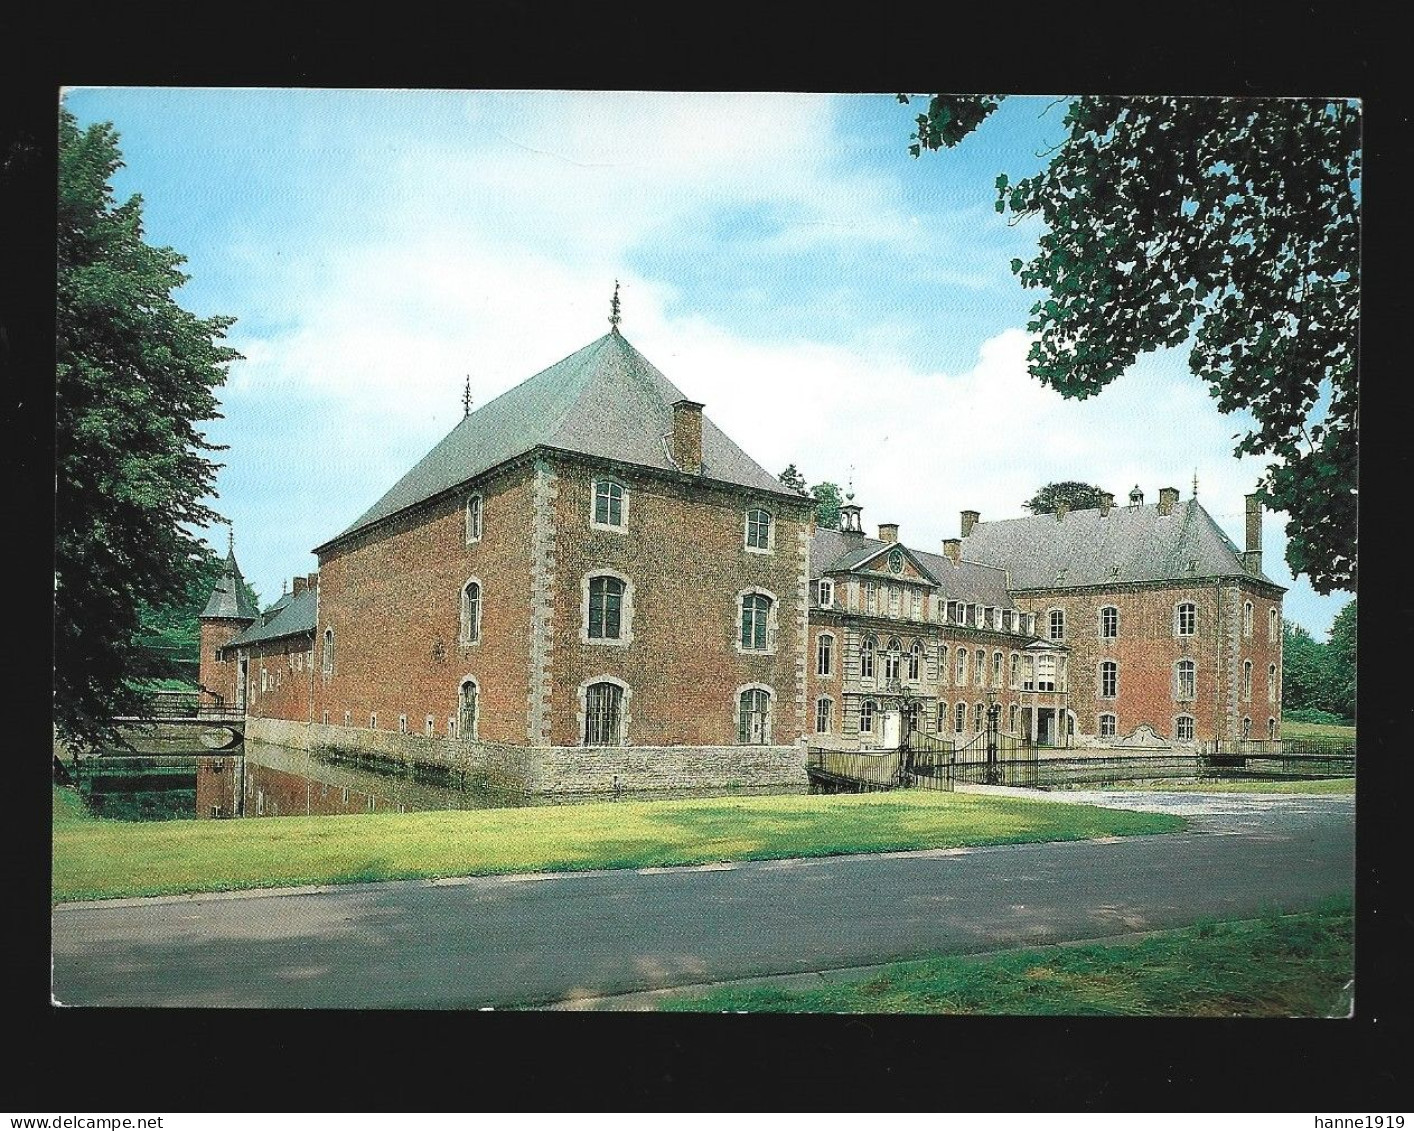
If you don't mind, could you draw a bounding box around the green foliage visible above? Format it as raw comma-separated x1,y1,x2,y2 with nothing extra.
55,107,240,751
1283,707,1350,726
134,545,260,667
810,481,844,530
1022,480,1109,515
903,95,1360,593
1281,602,1356,720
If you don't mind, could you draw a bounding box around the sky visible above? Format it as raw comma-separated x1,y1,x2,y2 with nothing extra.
61,89,1354,638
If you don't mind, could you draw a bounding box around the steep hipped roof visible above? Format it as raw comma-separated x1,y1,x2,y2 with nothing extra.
320,331,800,550
811,529,1016,608
960,499,1284,590
199,550,260,621
224,587,317,649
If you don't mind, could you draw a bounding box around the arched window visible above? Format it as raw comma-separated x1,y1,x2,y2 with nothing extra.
1009,652,1020,689
954,703,967,733
592,478,626,529
458,678,479,740
587,575,625,640
956,648,968,685
322,628,334,675
465,493,483,543
860,699,876,734
814,697,833,734
1268,663,1277,703
1175,715,1195,742
460,580,482,644
1243,600,1254,637
1175,602,1196,637
1175,659,1196,700
936,701,948,733
1241,716,1252,739
974,702,985,732
939,645,949,685
1099,661,1118,699
745,508,773,551
1268,717,1277,740
908,641,923,682
738,686,773,744
860,636,876,679
1243,660,1253,701
1099,605,1119,640
740,592,773,652
1008,703,1019,733
884,638,902,681
1099,713,1117,738
584,681,624,746
1269,607,1279,641
817,633,834,678
1048,609,1065,641
992,651,1003,688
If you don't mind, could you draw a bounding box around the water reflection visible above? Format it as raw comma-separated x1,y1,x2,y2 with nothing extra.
74,739,802,821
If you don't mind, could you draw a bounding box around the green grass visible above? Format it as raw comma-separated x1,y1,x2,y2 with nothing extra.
660,898,1354,1016
1281,718,1356,742
51,785,1183,903
1131,777,1355,795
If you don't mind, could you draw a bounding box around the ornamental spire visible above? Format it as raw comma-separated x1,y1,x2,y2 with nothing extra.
227,524,235,557
463,375,472,417
1192,468,1199,498
846,465,855,502
608,280,621,333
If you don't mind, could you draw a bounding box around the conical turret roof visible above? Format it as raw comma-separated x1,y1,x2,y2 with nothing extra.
200,549,260,621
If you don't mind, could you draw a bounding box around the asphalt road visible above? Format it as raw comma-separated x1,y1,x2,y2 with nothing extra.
50,789,1354,1009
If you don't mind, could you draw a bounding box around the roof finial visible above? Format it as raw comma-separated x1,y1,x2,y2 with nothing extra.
846,465,855,502
227,524,235,557
608,280,621,333
1192,467,1199,499
463,375,472,418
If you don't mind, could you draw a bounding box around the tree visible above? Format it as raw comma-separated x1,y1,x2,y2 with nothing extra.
777,464,808,495
1280,619,1328,715
1022,481,1109,516
809,481,843,530
134,545,261,685
902,95,1359,593
1324,598,1356,719
55,107,239,750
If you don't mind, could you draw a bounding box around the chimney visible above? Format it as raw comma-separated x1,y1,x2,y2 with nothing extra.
942,538,961,563
878,523,899,544
961,510,979,537
1099,491,1115,517
1129,485,1144,507
1158,487,1180,516
670,399,704,475
1054,503,1069,521
306,572,319,592
1243,493,1262,574
292,576,308,597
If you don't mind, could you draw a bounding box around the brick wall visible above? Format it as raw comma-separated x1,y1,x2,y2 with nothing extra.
198,619,248,707
243,636,315,723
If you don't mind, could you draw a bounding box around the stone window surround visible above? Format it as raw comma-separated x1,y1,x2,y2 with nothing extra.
322,627,334,677
909,640,924,682
460,577,484,646
816,632,834,678
1047,607,1066,642
465,492,484,545
581,568,635,647
1268,663,1278,703
956,647,969,686
1098,712,1117,738
814,695,833,734
992,650,1003,688
735,682,775,744
1174,714,1195,742
936,700,948,733
860,634,876,679
1243,600,1254,638
425,715,436,736
1098,660,1118,699
577,675,632,747
458,676,480,740
736,586,778,654
590,476,629,533
955,702,967,733
744,506,775,555
1099,605,1119,640
884,637,903,681
859,698,876,734
1174,659,1197,701
1174,600,1198,638
1243,660,1254,701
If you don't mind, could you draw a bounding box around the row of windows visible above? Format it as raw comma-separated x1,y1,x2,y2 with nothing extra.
818,636,1063,692
1042,601,1277,642
465,484,779,553
816,580,1034,635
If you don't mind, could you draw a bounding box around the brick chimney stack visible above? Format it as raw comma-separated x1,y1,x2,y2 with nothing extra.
1158,487,1180,516
942,538,961,563
961,510,980,537
878,523,899,544
1099,491,1115,517
306,572,319,592
1243,493,1263,574
292,576,308,597
670,399,704,475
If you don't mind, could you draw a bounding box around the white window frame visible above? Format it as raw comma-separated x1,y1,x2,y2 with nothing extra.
860,635,876,679
1098,713,1117,738
736,587,777,655
884,638,902,682
1099,605,1118,640
814,696,833,735
1175,659,1197,701
1174,715,1195,742
910,590,922,620
908,641,923,683
465,492,483,544
1048,608,1065,641
954,702,967,733
817,578,834,607
1268,664,1278,704
817,632,834,678
992,651,1003,689
957,648,969,685
460,578,484,646
1243,660,1253,702
1269,607,1279,641
322,628,334,676
859,698,876,735
425,715,436,737
744,507,775,554
936,701,948,734
582,569,634,647
1175,601,1197,638
939,644,949,686
590,477,628,532
1243,600,1254,638
1099,661,1118,699
735,683,775,745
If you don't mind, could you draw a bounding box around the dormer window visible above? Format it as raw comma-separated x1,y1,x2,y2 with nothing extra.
817,578,834,607
592,478,626,530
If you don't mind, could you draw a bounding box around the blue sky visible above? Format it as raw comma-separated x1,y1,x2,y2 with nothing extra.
62,89,1353,637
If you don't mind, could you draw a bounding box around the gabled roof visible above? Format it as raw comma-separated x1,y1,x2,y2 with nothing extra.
224,588,317,650
822,540,940,584
960,498,1284,590
319,330,800,551
810,529,1016,609
199,550,260,621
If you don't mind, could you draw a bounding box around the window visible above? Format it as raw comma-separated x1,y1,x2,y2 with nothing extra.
322,710,330,726
1175,659,1196,700
459,678,479,740
1243,660,1253,702
860,636,876,679
1099,713,1116,738
908,641,923,682
398,714,408,735
1100,606,1118,640
888,588,900,617
592,479,626,529
1035,654,1057,692
954,703,966,733
584,681,623,746
1268,717,1277,739
1175,715,1195,742
860,699,876,734
865,581,878,614
745,508,773,552
1099,661,1117,699
343,710,351,728
465,494,483,543
910,591,922,620
370,713,378,729
1048,609,1065,641
1008,704,1019,732
818,578,834,607
1241,716,1252,739
974,702,985,732
936,701,948,733
1010,652,1020,689
946,600,959,623
992,651,1003,688
425,715,435,737
740,592,772,652
1244,600,1254,638
460,580,482,645
815,697,833,734
588,575,625,640
322,628,334,675
1268,664,1277,703
817,633,834,677
956,648,968,685
1176,602,1196,637
1269,607,1279,641
884,638,902,681
939,645,949,685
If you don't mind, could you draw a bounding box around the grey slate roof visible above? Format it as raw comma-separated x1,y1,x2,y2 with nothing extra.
199,551,260,621
960,499,1284,590
320,331,800,550
224,588,318,649
811,529,1016,608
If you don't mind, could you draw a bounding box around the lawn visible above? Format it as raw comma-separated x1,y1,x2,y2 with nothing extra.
1281,718,1356,743
660,899,1354,1016
1102,778,1355,795
51,785,1182,903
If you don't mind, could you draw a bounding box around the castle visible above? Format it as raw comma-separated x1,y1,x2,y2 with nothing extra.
198,318,1285,793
